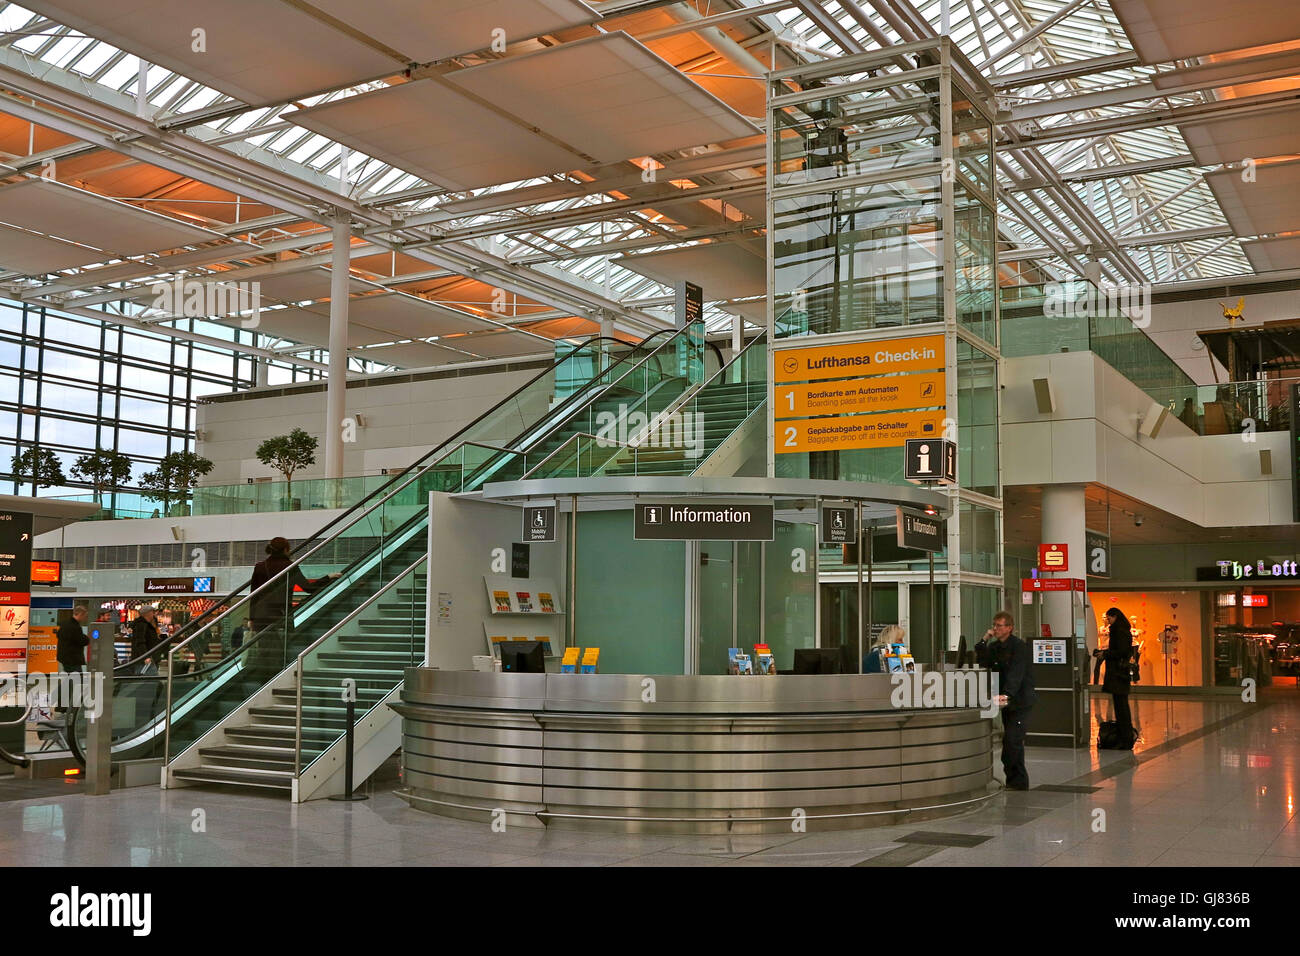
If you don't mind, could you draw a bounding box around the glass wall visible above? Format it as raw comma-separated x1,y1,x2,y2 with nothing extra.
0,300,327,506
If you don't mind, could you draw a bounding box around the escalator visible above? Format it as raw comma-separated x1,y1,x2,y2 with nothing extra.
523,331,767,480
69,324,707,797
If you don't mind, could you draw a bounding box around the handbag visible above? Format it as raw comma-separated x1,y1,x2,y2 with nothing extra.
1097,720,1120,749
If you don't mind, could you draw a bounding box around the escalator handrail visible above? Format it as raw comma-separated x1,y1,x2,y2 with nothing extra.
114,332,657,673
292,553,427,777
157,331,675,661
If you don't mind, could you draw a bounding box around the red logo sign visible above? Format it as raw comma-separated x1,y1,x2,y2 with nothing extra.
1038,543,1068,572
1022,577,1086,592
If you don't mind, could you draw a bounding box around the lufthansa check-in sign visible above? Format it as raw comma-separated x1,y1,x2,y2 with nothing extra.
524,505,556,542
635,502,775,541
896,507,944,553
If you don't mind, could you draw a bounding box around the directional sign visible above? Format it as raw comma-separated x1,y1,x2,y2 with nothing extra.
773,334,945,384
1022,577,1086,592
904,438,957,484
0,511,33,606
635,502,774,541
820,505,855,545
774,372,945,420
896,508,944,553
778,410,946,454
524,505,556,543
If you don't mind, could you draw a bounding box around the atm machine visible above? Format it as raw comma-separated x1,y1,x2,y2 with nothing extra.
1022,579,1090,748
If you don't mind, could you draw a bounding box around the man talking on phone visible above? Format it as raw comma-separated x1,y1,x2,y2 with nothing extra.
984,611,1036,790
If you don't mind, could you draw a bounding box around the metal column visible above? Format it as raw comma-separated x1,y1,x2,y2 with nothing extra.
324,214,351,480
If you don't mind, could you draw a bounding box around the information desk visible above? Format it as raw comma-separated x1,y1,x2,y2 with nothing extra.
392,670,995,833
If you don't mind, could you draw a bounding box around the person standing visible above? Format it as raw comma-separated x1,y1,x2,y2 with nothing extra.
55,606,90,674
247,537,340,679
1102,607,1135,749
985,610,1037,791
131,605,162,672
230,619,247,651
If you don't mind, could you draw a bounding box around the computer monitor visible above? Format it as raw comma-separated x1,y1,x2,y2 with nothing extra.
792,648,843,675
500,641,545,673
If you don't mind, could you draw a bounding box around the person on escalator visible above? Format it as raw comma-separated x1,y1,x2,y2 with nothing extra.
55,606,89,674
246,537,340,680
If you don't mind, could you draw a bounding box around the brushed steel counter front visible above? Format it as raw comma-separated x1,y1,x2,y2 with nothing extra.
392,669,996,833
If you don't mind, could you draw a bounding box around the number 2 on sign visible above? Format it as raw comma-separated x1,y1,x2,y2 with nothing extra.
784,426,796,447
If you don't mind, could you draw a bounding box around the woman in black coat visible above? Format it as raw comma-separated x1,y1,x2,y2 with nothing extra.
1102,607,1135,748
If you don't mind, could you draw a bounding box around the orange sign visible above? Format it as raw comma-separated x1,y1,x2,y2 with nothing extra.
773,334,945,384
774,372,945,419
26,624,58,675
31,560,61,585
777,410,947,454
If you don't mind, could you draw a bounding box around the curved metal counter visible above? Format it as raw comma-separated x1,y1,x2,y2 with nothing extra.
391,669,995,833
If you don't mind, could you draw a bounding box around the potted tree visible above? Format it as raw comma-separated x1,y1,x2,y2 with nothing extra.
11,446,66,494
71,448,133,513
139,451,213,517
256,428,318,511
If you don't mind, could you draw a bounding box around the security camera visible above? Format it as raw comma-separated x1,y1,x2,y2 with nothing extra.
1134,514,1144,527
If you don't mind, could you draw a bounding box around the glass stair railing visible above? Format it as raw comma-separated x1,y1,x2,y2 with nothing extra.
526,332,767,479
68,331,674,768
168,557,426,791
136,324,703,788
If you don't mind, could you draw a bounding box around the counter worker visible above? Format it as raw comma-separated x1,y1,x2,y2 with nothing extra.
863,624,905,673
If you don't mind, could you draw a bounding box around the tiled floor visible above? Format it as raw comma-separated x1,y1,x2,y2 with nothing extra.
1,691,1296,866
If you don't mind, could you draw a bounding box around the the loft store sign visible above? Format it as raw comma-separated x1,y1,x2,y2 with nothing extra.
1217,559,1299,581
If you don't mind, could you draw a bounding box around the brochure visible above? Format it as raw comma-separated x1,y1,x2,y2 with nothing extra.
492,590,512,613
561,647,580,673
580,647,600,674
538,592,555,613
727,647,742,675
735,653,753,675
515,591,534,613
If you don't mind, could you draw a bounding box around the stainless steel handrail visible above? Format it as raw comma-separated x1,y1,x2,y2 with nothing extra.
523,431,636,479
294,554,427,777
163,331,682,760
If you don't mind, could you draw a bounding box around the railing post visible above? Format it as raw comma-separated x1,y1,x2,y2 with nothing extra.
329,677,368,803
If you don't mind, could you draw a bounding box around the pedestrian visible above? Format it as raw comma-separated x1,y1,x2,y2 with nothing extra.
231,618,247,651
247,537,340,679
1102,607,1135,749
984,610,1036,791
132,605,162,673
56,606,89,674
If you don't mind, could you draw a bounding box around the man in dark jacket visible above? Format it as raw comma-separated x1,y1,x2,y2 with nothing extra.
131,605,162,671
987,610,1036,790
56,606,90,673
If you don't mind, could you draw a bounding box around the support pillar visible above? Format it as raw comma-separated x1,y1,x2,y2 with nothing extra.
1041,484,1087,638
325,214,350,480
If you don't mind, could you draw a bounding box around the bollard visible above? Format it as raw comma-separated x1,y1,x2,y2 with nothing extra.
329,688,368,803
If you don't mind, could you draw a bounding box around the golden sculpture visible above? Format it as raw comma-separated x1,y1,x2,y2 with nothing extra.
1219,296,1245,325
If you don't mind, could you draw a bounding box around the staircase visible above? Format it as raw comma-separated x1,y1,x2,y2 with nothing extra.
170,580,425,793
606,381,756,476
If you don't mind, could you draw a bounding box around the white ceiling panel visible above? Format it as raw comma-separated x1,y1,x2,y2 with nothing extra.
1242,235,1300,272
21,0,401,106
307,0,597,64
347,292,497,339
1180,105,1300,165
1111,0,1300,63
237,306,394,348
288,80,589,191
0,180,223,257
1205,157,1300,236
256,269,374,304
352,341,470,368
616,238,766,300
0,223,111,274
440,329,552,358
449,32,761,165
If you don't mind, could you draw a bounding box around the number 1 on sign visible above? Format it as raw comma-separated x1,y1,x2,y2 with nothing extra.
785,390,795,412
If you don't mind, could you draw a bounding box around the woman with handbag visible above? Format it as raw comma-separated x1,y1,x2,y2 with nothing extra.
1102,607,1135,749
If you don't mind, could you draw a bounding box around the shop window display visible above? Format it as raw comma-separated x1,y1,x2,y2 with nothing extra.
1095,591,1203,687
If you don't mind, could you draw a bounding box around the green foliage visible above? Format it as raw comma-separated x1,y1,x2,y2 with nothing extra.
255,428,318,494
70,448,133,502
138,451,213,515
11,446,66,490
